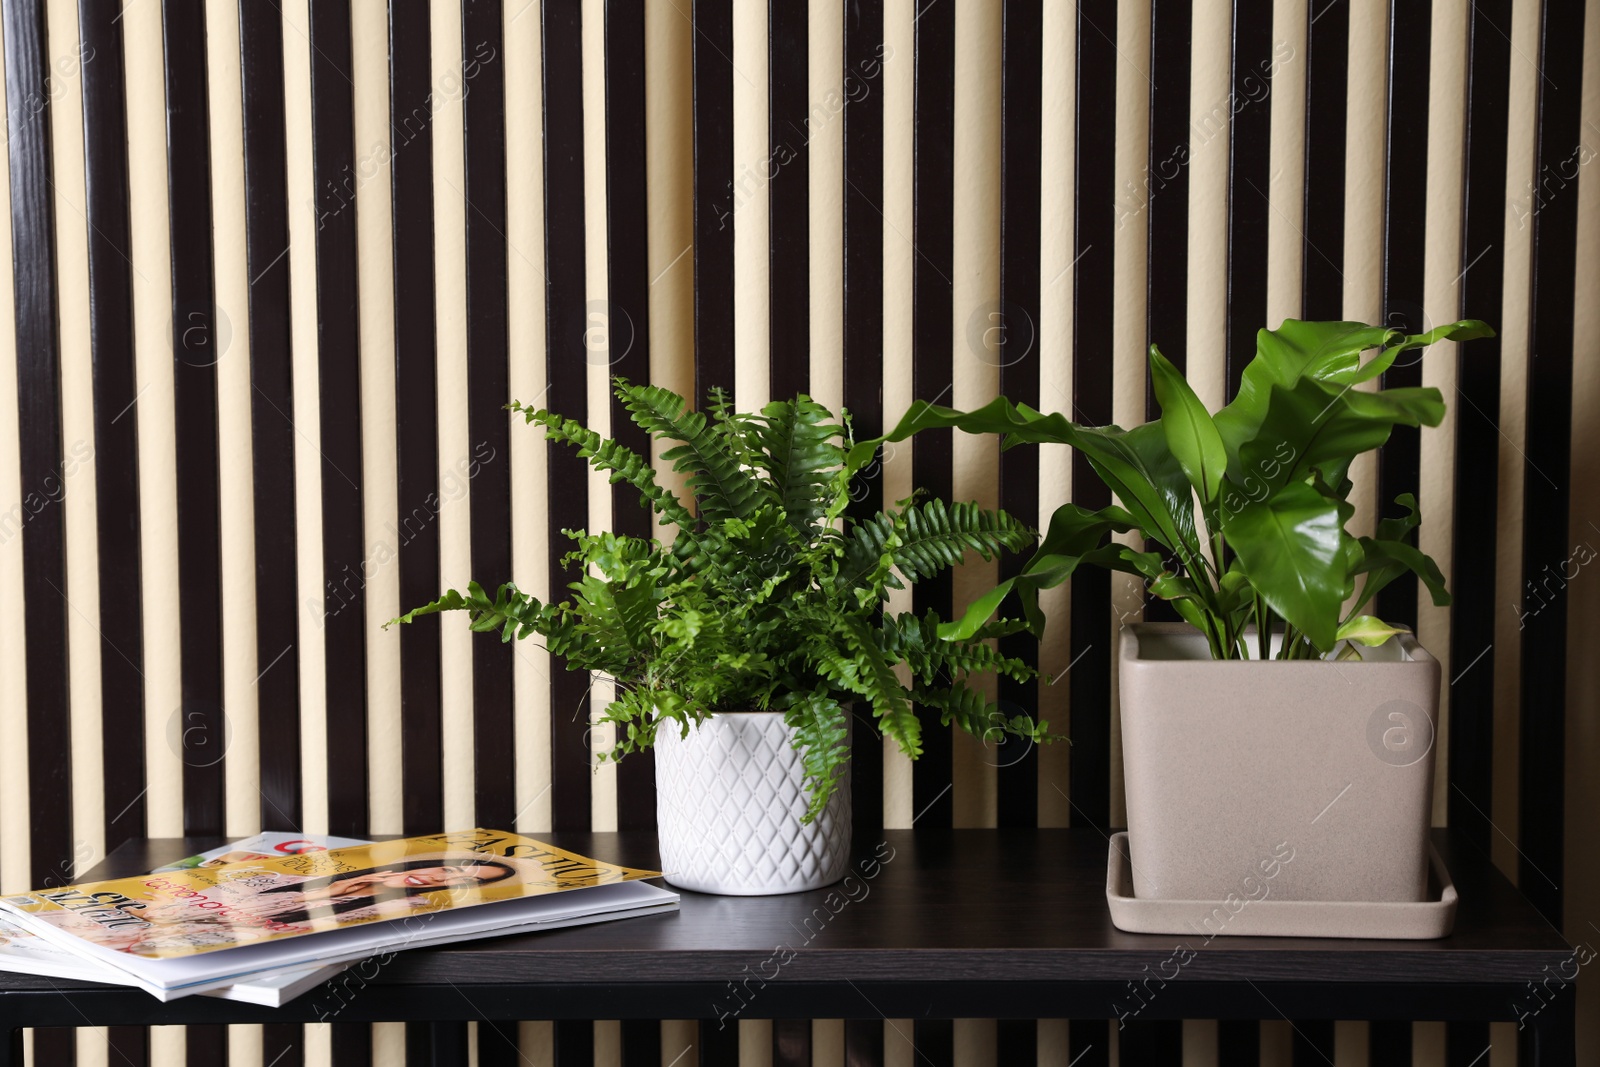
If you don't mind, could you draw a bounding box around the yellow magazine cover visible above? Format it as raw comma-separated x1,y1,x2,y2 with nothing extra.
1,829,661,961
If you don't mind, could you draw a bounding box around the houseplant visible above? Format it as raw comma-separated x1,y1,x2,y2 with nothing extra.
389,382,1053,895
845,318,1494,904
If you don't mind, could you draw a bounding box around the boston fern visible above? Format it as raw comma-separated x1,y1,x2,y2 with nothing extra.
844,319,1495,661
389,381,1054,818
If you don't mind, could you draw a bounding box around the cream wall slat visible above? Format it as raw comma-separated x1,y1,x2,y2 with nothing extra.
203,0,260,844
1491,0,1542,883
581,0,617,834
1034,0,1076,832
949,0,1002,830
432,0,476,835
509,0,553,837
806,0,844,411
732,0,769,410
879,0,914,831
1107,0,1152,833
1420,0,1469,828
1567,4,1600,1059
1185,0,1230,415
124,0,182,843
1340,0,1386,542
353,0,403,837
44,0,103,882
1264,0,1306,327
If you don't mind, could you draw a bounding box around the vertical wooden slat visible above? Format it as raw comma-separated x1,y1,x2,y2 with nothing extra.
163,0,226,838
994,0,1041,839
1225,0,1273,398
162,1,227,1059
843,1019,882,1067
309,0,369,840
603,0,657,831
542,0,592,838
78,0,146,859
910,0,955,848
4,1,73,1064
391,0,445,836
462,0,515,830
1300,0,1347,320
692,0,735,397
1139,0,1191,627
619,1020,660,1067
1518,0,1585,930
767,0,808,400
240,0,305,1049
1373,0,1431,629
1447,0,1509,868
1292,1021,1335,1065
1216,1021,1260,1066
240,0,302,835
773,1019,811,1067
1367,1020,1410,1066
699,1021,738,1067
842,0,885,846
1069,4,1116,1061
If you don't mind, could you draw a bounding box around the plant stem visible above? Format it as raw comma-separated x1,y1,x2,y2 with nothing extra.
1255,596,1271,661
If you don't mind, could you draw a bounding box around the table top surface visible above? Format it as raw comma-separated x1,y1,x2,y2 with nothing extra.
0,828,1570,992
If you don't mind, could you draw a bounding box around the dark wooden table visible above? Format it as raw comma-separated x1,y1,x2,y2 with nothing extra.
0,829,1577,1066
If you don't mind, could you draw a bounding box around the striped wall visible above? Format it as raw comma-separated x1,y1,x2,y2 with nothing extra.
0,0,1595,1065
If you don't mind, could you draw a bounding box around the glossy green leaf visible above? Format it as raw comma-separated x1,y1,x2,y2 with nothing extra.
1335,615,1411,647
1220,481,1352,651
1149,345,1227,502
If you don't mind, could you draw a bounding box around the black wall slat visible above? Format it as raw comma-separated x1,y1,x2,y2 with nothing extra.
1145,0,1191,398
1121,1022,1182,1065
1374,0,1431,629
767,0,808,400
1301,0,1348,320
330,1023,374,1067
698,1021,738,1067
1140,0,1192,626
390,0,444,836
773,1019,811,1067
912,1018,953,1067
842,0,885,843
542,0,593,836
240,4,302,1061
1292,1019,1335,1065
462,0,515,830
106,1027,150,1067
163,0,226,840
692,0,735,397
619,1019,661,1067
1518,0,1585,929
1216,1019,1260,1066
240,0,302,834
78,0,146,858
1068,0,1116,833
1448,0,1511,856
4,1,73,1063
308,0,369,838
1224,0,1272,400
995,0,1042,838
475,1020,520,1067
843,1019,883,1067
603,0,658,831
1368,1019,1411,1066
910,0,956,850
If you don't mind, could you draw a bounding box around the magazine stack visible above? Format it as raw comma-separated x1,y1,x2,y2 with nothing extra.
0,829,677,1005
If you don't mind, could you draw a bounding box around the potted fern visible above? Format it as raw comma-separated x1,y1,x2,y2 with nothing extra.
390,382,1052,895
846,319,1493,907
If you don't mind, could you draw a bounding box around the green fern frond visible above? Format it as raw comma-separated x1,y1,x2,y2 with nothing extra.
510,401,695,529
751,396,844,534
616,380,761,522
891,500,1035,582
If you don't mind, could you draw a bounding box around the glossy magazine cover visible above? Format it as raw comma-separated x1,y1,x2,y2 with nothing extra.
0,829,662,961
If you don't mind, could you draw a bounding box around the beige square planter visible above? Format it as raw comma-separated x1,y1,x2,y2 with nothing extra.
1118,623,1439,904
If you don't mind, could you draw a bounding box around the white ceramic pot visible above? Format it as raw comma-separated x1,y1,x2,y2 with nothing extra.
654,710,852,895
1119,623,1440,903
